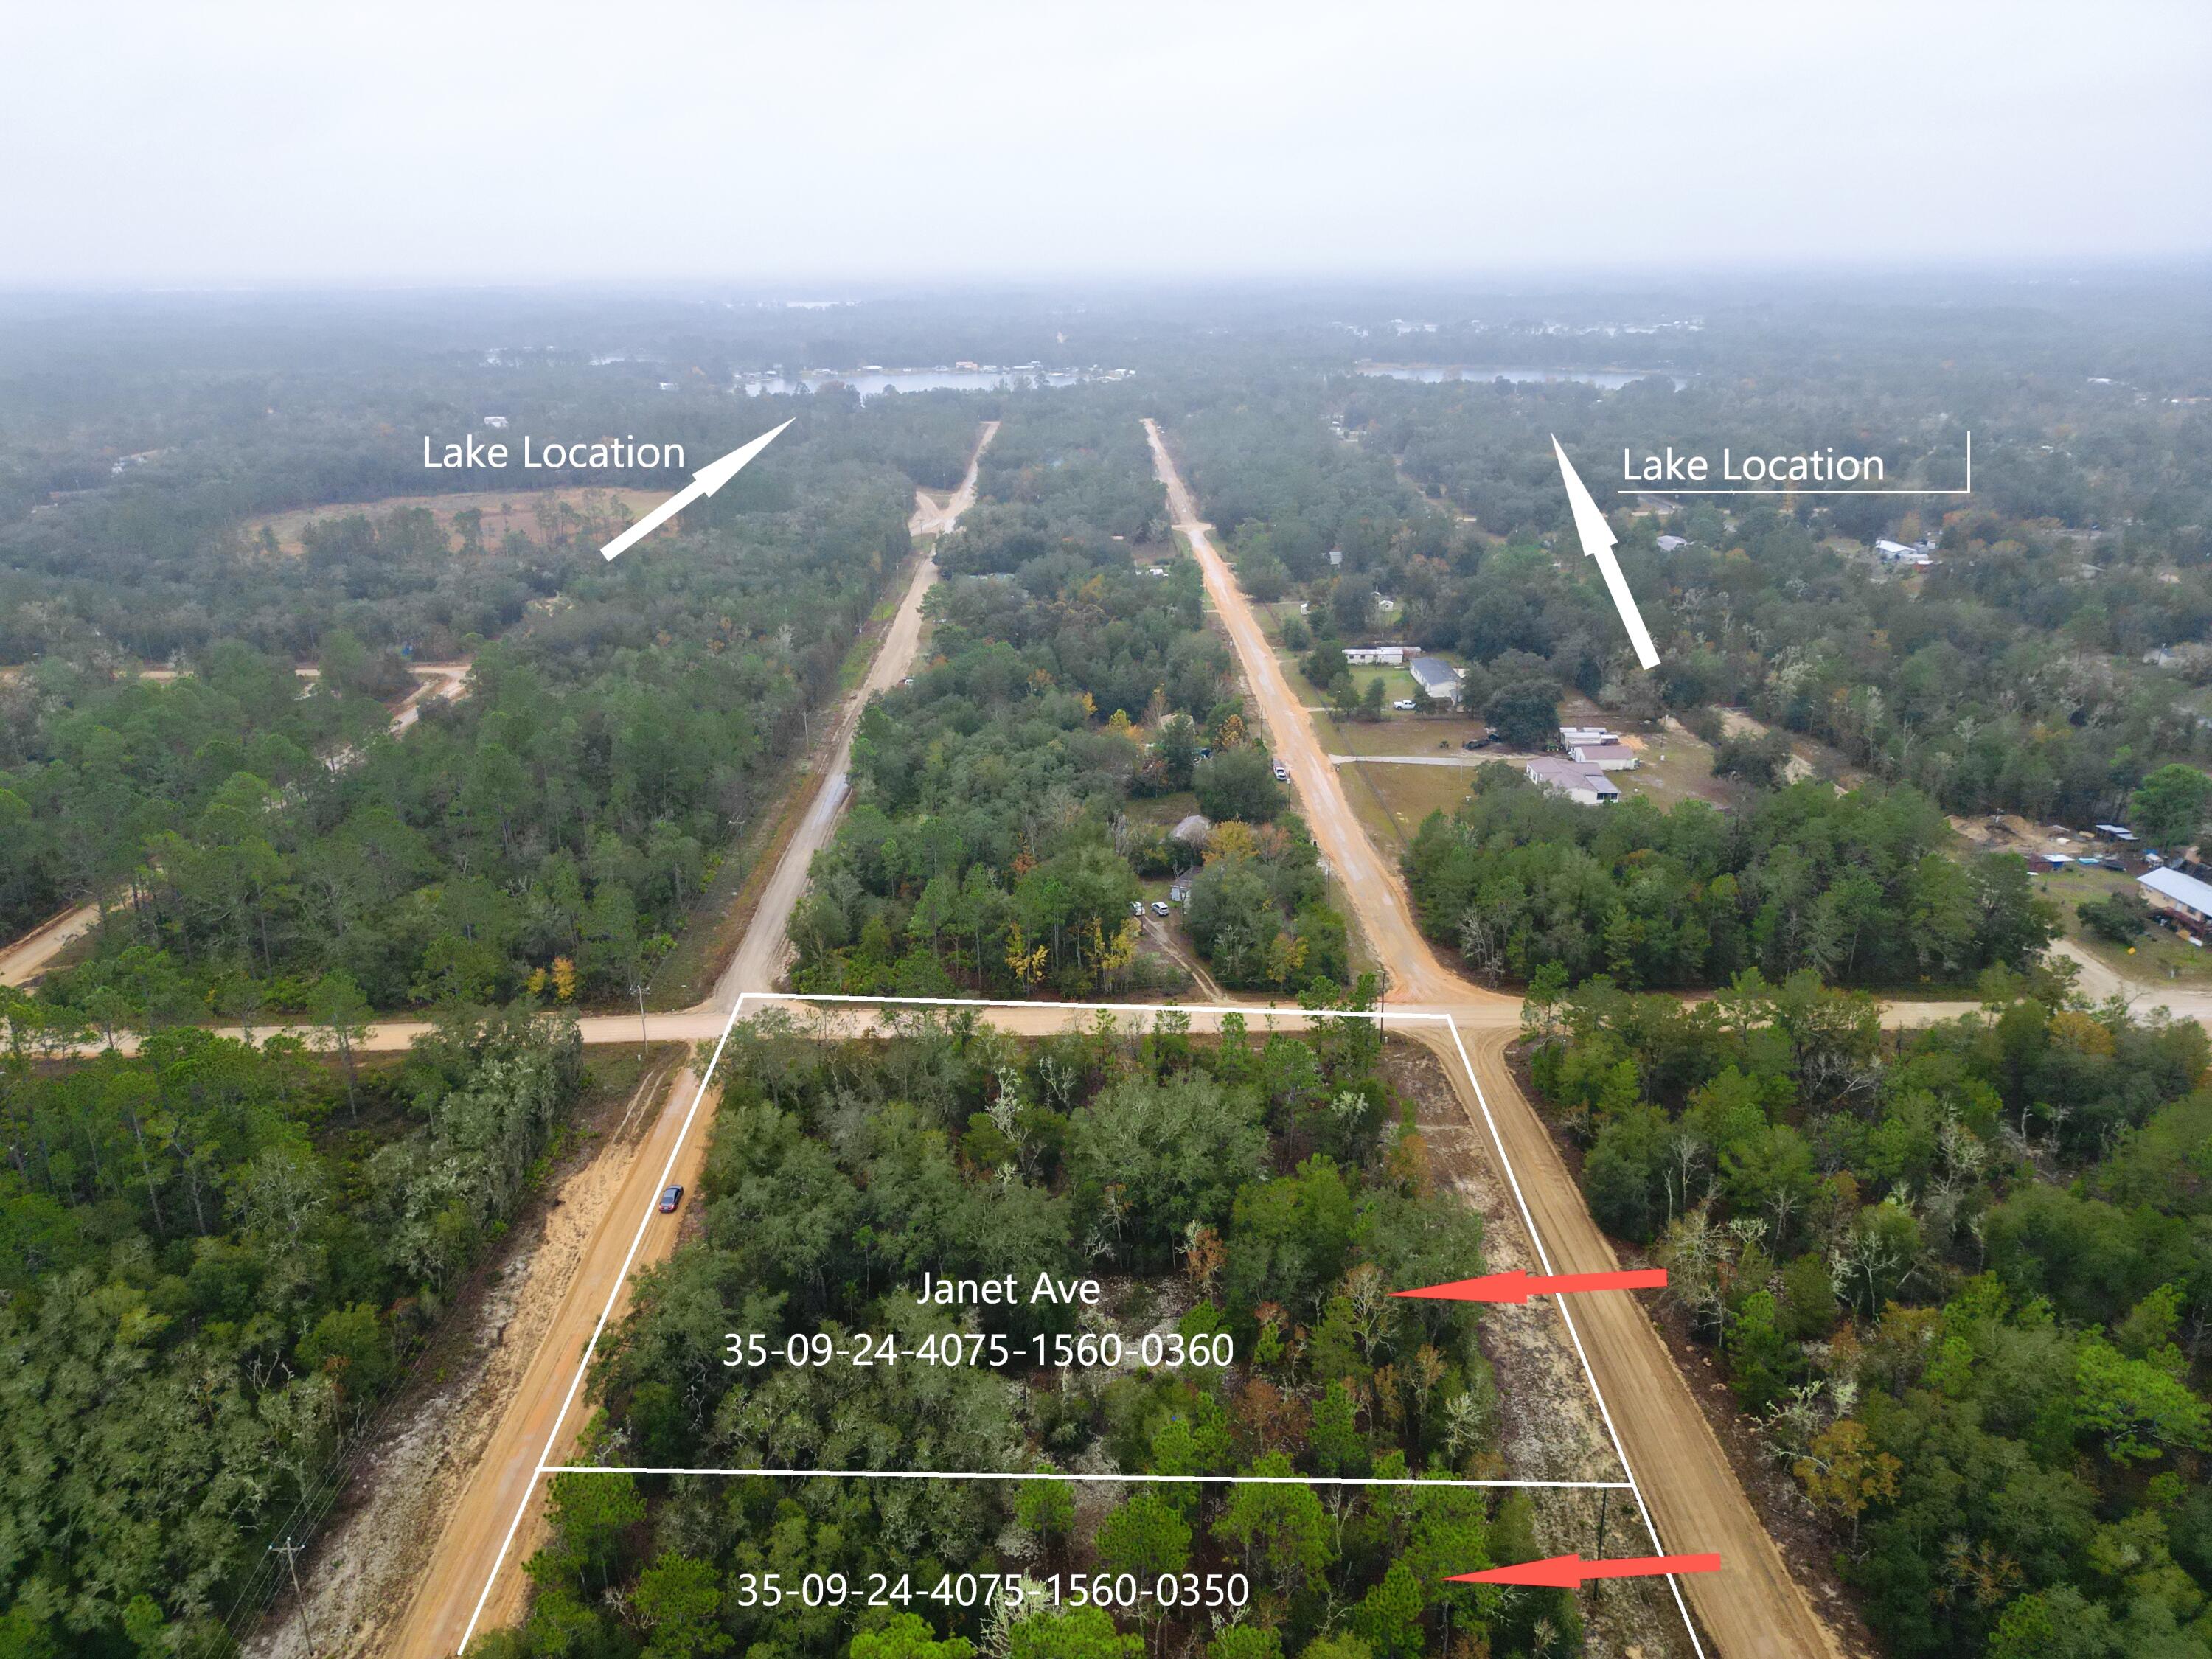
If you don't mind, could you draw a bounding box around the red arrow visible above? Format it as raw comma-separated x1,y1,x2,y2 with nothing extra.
1450,1552,1722,1588
1391,1268,1667,1304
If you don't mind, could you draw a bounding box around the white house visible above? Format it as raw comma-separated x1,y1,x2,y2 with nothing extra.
1568,742,1638,771
2140,866,2212,927
1409,656,1465,703
1343,645,1406,667
1526,758,1620,805
1874,538,1935,567
1655,534,1689,552
1559,725,1618,747
1326,549,1345,567
482,414,510,429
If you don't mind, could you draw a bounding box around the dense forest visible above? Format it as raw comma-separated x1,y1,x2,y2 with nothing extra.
471,1006,1611,1659
1402,765,2057,990
4,401,981,1009
1526,973,2212,1658
0,993,588,1658
791,395,1351,1001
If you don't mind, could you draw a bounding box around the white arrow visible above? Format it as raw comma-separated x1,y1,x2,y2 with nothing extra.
601,419,793,560
1551,434,1660,670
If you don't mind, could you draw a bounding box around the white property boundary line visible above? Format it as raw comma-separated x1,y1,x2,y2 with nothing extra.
457,992,1705,1658
546,1465,1630,1489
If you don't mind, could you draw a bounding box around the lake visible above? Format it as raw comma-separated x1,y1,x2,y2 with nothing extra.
1357,364,1683,389
742,367,1126,399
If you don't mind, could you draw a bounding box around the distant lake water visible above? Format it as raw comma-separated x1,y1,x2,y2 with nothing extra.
1357,364,1684,390
742,368,1119,399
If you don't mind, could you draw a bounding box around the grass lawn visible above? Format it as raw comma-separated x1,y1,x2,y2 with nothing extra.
1321,714,1492,757
1272,650,1346,711
2039,865,2212,984
1624,723,1733,810
1127,790,1203,827
1336,759,1478,860
1270,650,1487,748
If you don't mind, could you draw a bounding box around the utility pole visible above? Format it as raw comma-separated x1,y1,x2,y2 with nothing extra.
271,1537,316,1654
631,979,648,1056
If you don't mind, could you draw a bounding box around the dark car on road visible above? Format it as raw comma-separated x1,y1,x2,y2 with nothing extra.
658,1186,683,1214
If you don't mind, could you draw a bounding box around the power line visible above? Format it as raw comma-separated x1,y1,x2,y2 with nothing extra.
268,1537,316,1655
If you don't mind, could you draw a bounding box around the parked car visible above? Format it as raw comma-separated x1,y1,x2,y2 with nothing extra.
1151,900,1171,917
1272,762,1289,782
1130,900,1144,917
658,1186,684,1214
1463,738,1486,751
1392,698,1418,712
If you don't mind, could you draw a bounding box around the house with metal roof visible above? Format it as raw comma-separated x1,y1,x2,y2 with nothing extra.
1526,758,1619,805
1568,741,1638,771
1408,656,1464,703
2140,866,2212,923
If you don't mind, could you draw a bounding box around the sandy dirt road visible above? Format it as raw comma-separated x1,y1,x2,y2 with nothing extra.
387,1055,712,1656
1144,419,1844,1659
385,661,472,736
711,422,997,1005
0,900,105,989
381,424,996,1659
1144,419,1502,1018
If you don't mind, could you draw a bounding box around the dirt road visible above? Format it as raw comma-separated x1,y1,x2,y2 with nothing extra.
387,1055,712,1657
381,425,997,1659
1145,419,1844,1659
385,661,472,736
0,900,104,989
1143,420,1498,1019
711,422,997,1004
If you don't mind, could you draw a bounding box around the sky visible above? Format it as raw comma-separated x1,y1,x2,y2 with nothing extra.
7,0,2210,287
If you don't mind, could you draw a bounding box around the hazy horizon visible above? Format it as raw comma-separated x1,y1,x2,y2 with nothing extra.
9,0,2209,288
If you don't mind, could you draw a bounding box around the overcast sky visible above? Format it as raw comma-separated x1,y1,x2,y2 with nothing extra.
7,0,2208,287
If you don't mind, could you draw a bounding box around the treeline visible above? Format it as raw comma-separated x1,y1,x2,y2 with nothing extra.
793,397,1351,1001
936,392,1166,573
473,1007,1594,1659
0,997,587,1658
7,425,931,1010
1616,507,2212,825
1167,390,1456,593
1402,765,2056,990
0,645,384,942
1526,972,2212,1658
1349,364,2211,559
